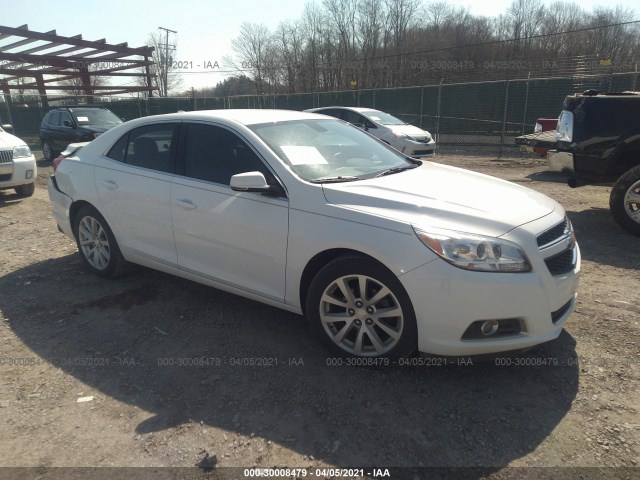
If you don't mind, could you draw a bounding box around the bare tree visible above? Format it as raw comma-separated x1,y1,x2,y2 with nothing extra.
56,65,108,97
506,0,545,53
226,22,273,95
357,0,385,87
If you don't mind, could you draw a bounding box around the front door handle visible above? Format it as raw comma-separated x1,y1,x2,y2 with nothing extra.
175,198,197,210
101,179,118,190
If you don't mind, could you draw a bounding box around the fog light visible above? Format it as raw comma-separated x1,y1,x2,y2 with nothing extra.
461,318,524,340
480,320,499,336
25,170,33,179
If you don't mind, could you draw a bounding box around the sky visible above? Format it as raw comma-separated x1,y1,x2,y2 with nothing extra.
1,0,638,92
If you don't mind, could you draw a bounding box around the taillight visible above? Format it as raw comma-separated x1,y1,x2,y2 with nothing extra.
556,110,574,142
534,122,543,133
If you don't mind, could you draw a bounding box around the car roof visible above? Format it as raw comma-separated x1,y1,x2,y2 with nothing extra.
124,109,329,126
51,105,109,110
309,106,379,113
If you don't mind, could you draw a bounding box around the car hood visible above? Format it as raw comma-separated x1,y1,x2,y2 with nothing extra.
79,124,119,134
386,124,431,137
0,131,27,149
321,162,556,237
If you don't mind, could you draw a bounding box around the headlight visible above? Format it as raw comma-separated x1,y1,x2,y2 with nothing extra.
413,227,532,273
13,145,31,158
392,132,413,141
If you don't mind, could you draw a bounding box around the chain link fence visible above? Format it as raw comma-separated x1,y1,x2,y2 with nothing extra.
2,70,638,156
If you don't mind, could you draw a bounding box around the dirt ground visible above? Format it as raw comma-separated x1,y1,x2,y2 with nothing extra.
0,152,638,480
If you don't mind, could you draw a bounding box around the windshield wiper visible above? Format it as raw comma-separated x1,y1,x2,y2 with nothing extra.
310,176,360,183
375,164,418,177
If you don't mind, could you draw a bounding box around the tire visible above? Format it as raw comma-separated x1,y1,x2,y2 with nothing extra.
42,140,55,161
610,165,640,237
14,183,35,197
306,255,417,359
73,205,126,277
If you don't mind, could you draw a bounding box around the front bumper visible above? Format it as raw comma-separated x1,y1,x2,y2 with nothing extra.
400,214,580,356
47,175,75,239
397,139,436,157
0,155,36,189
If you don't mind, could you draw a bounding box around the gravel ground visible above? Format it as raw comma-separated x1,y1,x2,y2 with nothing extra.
0,153,638,480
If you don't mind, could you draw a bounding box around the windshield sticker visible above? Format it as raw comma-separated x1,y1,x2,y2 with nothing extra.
76,116,89,122
281,146,328,165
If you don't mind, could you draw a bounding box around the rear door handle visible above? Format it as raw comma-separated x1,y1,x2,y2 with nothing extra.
175,198,197,210
101,179,118,190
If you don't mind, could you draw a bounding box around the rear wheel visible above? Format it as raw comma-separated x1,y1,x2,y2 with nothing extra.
15,183,35,197
42,140,55,161
610,165,640,237
73,205,126,277
306,255,417,359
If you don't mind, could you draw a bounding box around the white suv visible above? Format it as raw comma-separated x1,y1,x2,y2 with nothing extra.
0,126,36,197
306,106,436,157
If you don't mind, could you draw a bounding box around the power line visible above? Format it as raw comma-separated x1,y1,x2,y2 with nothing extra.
315,19,640,66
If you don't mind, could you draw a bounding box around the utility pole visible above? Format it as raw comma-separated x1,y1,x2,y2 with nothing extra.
158,26,176,97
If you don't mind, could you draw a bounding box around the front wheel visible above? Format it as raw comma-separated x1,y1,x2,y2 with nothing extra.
73,205,126,277
306,256,417,359
610,165,640,237
42,140,55,161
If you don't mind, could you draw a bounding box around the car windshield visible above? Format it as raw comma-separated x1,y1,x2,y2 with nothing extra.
71,109,122,126
249,119,414,182
360,110,406,126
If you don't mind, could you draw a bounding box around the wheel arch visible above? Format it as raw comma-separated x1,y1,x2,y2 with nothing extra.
612,136,640,175
69,200,98,237
299,248,400,311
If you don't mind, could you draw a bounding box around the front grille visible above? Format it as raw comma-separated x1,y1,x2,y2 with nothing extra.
551,299,573,324
537,218,568,247
414,137,431,144
0,150,13,163
545,248,576,276
411,149,434,156
0,173,12,181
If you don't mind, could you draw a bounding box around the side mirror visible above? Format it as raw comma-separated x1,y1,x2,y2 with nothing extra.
230,171,283,196
63,120,73,127
1,124,14,134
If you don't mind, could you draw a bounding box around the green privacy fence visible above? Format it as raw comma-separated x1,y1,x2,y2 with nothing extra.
3,71,638,156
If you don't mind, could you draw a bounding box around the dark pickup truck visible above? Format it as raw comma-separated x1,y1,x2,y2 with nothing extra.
517,91,640,237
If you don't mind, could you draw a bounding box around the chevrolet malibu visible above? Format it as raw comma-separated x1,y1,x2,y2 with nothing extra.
48,110,580,359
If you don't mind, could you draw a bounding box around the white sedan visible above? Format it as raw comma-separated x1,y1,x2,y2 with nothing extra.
48,110,580,359
0,126,37,197
305,106,436,157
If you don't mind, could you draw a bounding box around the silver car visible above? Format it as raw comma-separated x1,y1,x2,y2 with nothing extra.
306,106,436,157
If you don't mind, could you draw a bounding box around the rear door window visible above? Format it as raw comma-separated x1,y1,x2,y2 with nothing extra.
106,124,178,173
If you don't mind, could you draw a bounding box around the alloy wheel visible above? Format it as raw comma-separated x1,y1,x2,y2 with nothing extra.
78,216,111,270
624,179,640,224
319,274,404,356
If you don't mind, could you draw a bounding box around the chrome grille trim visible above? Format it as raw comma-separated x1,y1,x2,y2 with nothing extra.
537,217,570,248
0,150,13,163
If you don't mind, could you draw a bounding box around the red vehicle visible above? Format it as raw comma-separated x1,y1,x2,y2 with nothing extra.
532,118,558,157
